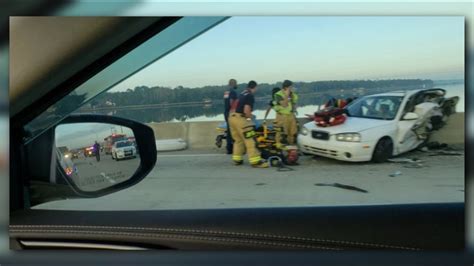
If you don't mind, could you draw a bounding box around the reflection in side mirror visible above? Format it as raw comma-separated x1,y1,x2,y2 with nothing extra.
402,112,419,120
55,122,140,192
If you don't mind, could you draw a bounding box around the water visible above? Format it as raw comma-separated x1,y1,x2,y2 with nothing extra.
183,104,323,122
90,82,464,124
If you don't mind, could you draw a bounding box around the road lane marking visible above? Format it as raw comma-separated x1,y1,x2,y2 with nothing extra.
101,172,116,184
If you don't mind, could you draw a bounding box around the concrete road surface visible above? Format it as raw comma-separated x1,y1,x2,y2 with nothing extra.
38,148,464,210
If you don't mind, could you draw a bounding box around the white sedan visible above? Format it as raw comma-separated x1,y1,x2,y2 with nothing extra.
111,140,137,161
298,89,457,162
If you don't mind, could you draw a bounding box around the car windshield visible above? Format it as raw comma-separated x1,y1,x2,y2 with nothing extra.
116,141,132,148
112,136,127,143
346,95,403,120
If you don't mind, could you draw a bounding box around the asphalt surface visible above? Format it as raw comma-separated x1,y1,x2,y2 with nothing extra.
37,147,465,210
70,153,140,192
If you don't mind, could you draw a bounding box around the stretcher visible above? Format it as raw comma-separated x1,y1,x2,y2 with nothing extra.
215,120,298,166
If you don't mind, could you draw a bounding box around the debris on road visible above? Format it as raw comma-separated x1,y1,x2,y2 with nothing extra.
419,147,429,152
314,183,368,193
415,141,463,157
389,171,402,177
418,142,463,153
255,183,266,186
428,150,463,156
388,158,421,164
403,163,424,168
388,158,424,168
425,141,448,150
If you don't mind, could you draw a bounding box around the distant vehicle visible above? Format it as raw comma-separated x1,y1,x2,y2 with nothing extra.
127,136,138,152
57,146,69,154
298,89,459,162
56,149,77,177
111,140,137,161
61,149,79,160
70,150,79,159
104,133,127,154
127,136,136,146
83,146,96,157
64,151,73,159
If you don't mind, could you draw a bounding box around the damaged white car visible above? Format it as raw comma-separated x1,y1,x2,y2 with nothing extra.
298,89,458,162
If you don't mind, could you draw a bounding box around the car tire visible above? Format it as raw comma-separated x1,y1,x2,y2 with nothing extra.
372,137,393,163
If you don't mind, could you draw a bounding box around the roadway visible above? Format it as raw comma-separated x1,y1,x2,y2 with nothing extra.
38,147,465,210
69,152,140,192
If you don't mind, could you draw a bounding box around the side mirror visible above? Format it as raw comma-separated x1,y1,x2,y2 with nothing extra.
402,112,419,120
27,114,157,205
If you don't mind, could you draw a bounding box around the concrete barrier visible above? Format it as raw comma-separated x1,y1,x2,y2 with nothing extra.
148,112,465,149
148,121,221,149
148,121,189,140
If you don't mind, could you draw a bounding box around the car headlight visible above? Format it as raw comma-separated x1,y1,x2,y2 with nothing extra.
301,126,309,136
335,133,361,142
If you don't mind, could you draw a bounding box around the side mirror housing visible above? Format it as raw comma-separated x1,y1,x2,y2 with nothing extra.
402,112,419,120
26,114,157,206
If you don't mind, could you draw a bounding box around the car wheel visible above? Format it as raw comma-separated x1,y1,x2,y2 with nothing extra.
372,137,393,163
215,135,223,148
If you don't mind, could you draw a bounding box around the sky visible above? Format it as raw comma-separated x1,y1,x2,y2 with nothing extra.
111,16,464,91
56,123,134,150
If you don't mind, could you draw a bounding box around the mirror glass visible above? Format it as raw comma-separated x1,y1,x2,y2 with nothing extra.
55,122,140,192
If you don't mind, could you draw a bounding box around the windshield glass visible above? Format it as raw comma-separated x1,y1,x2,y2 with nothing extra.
22,17,227,144
346,95,403,120
112,136,127,143
116,141,133,148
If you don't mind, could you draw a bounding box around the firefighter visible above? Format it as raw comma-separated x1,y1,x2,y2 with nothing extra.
263,87,281,122
228,80,269,168
273,80,299,147
223,79,238,154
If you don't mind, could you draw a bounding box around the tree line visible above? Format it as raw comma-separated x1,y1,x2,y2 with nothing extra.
89,79,433,107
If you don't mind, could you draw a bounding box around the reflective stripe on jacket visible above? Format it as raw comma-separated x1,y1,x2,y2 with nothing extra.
274,90,298,115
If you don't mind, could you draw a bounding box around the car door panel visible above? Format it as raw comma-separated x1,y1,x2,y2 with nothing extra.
10,203,463,250
396,120,420,154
